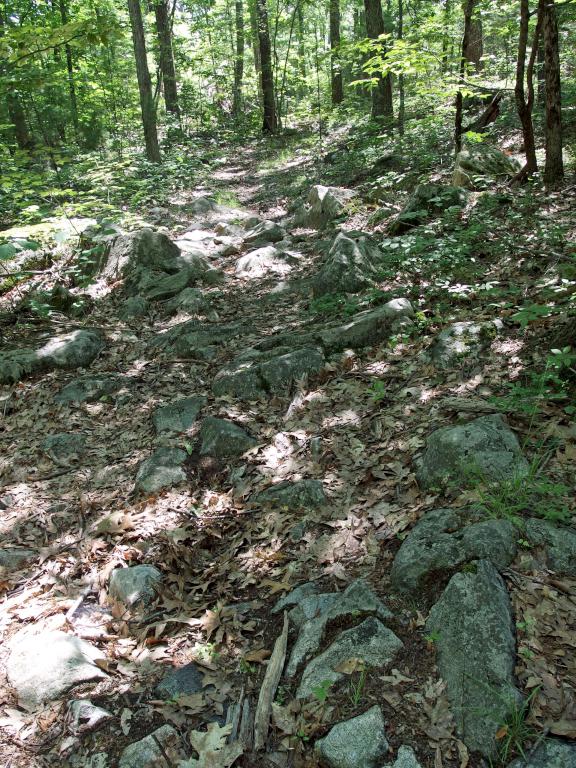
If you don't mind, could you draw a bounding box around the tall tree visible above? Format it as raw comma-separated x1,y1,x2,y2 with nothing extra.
542,0,563,185
329,0,343,105
514,0,542,178
127,0,161,162
255,0,277,132
233,0,245,116
397,0,405,134
465,0,483,71
363,0,393,118
58,0,80,134
297,2,307,85
454,0,475,152
154,0,180,116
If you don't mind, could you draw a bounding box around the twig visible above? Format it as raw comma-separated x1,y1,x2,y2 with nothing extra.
253,612,289,751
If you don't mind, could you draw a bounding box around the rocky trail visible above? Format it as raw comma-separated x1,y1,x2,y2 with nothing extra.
0,137,575,768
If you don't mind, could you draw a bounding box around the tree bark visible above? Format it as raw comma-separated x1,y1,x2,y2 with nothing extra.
466,0,483,71
398,0,404,134
248,0,263,101
442,0,452,72
514,0,541,178
363,0,393,118
454,0,475,152
7,93,34,150
329,0,343,105
58,0,79,133
297,2,306,83
233,0,245,116
127,0,161,162
255,0,277,133
154,0,180,116
536,30,545,105
542,0,563,186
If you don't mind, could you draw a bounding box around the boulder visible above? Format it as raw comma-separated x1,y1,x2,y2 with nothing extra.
56,374,126,404
507,740,576,768
0,548,36,572
139,269,194,301
134,447,187,494
524,519,576,575
69,699,113,733
152,320,244,358
155,661,205,700
199,417,256,458
0,329,105,384
213,347,325,400
425,320,503,368
118,725,185,768
318,299,414,352
297,617,402,698
307,185,356,229
188,196,219,215
312,232,385,296
119,296,150,320
108,565,161,609
453,143,521,189
417,414,529,489
390,508,517,594
254,480,326,509
236,246,295,278
97,229,182,281
7,629,107,711
243,220,286,247
152,396,206,434
388,184,468,235
42,432,86,466
272,582,320,614
164,287,208,315
286,580,393,678
426,560,521,756
383,746,424,768
315,706,389,768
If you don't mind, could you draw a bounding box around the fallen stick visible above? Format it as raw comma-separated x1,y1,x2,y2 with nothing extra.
253,612,288,752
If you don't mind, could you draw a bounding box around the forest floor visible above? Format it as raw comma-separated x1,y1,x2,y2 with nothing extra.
0,123,575,768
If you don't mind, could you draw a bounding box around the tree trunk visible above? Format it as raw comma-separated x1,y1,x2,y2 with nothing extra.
536,30,545,105
454,0,475,152
233,0,245,116
329,0,343,105
466,0,483,71
514,0,540,178
398,0,404,134
58,0,79,133
363,0,393,118
7,93,34,150
249,0,263,101
542,0,563,186
127,0,161,162
154,0,180,116
297,2,306,83
442,0,452,72
255,0,277,133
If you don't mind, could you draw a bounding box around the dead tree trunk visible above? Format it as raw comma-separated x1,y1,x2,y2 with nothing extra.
329,0,343,105
514,0,542,179
454,0,475,152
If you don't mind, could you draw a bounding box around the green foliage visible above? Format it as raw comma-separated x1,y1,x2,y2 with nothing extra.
348,664,367,707
311,679,332,703
492,687,540,767
308,293,360,318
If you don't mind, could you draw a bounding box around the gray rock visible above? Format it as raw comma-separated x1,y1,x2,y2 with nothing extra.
118,725,185,768
307,185,356,229
315,706,389,768
108,565,161,609
243,220,286,247
213,347,325,400
134,447,187,494
69,699,113,733
417,414,529,489
236,246,295,278
7,629,107,711
164,287,208,315
155,662,205,700
425,320,503,368
42,433,86,466
199,417,256,458
287,580,394,678
255,480,326,509
453,143,521,189
507,740,576,768
383,746,423,768
97,229,182,281
426,560,521,757
56,374,126,403
0,548,36,571
319,299,414,352
388,184,468,235
189,196,219,215
0,329,105,384
272,582,320,614
259,348,325,393
152,396,206,434
390,508,517,594
152,320,244,358
524,519,576,575
312,231,385,296
297,617,402,698
140,269,194,301
119,296,150,320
